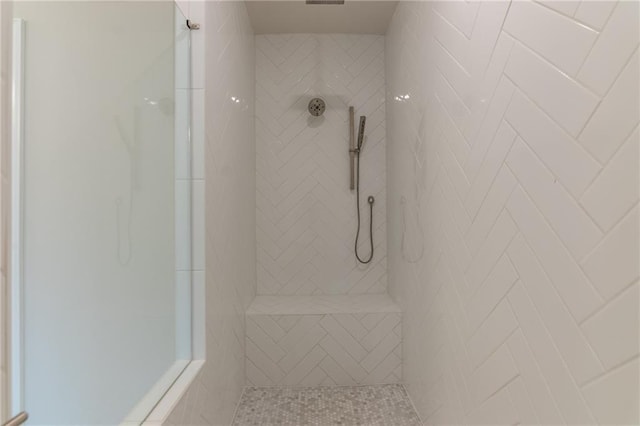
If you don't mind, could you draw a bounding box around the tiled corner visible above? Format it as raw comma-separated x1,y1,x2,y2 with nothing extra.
386,1,639,424
165,1,255,425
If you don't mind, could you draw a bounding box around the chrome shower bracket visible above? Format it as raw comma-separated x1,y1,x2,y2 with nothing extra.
349,107,355,190
186,20,200,30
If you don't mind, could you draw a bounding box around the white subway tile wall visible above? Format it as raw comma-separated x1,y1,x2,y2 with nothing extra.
164,1,255,425
255,34,387,296
386,1,639,424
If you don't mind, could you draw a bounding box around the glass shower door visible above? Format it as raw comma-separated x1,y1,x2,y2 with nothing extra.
10,3,191,424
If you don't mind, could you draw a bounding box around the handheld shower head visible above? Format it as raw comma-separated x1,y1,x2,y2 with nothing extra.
357,116,366,149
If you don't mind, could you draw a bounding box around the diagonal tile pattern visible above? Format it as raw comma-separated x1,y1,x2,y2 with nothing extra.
246,295,402,387
386,1,639,424
256,34,387,296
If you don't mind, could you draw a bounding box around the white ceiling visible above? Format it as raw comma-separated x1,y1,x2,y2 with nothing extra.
245,1,399,35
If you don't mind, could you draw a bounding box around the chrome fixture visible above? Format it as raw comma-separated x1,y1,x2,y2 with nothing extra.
349,107,355,190
308,97,326,117
350,107,374,264
3,412,28,426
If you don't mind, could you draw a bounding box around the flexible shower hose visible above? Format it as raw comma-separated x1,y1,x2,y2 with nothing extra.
354,149,374,264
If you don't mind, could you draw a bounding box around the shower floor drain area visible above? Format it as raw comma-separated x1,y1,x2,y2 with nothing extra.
232,384,422,426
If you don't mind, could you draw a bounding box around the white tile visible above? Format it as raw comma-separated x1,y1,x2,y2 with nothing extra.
467,0,511,80
535,0,580,16
508,234,604,385
255,34,387,296
507,330,565,424
175,270,191,360
438,160,471,233
361,329,400,373
581,283,639,369
191,89,204,180
574,0,617,30
468,382,519,425
174,89,191,180
507,377,539,425
435,68,472,137
465,165,517,255
505,42,599,136
383,1,640,423
506,138,602,260
577,0,640,96
431,8,470,71
319,335,368,382
581,127,639,231
582,358,640,425
464,77,515,181
191,270,205,359
579,50,640,164
471,343,518,405
175,179,191,271
319,316,368,362
505,90,601,198
506,187,602,321
189,1,204,23
174,10,190,90
247,318,286,363
433,39,472,110
361,314,401,352
437,138,470,200
465,122,517,219
432,0,480,38
504,0,598,75
191,179,204,271
465,254,518,333
465,210,517,295
246,339,285,384
507,282,596,424
467,299,518,369
175,0,189,18
581,206,640,300
465,32,514,141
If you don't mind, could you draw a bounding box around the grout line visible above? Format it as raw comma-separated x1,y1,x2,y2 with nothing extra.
580,354,640,390
506,230,608,372
402,383,426,425
578,278,640,327
532,0,581,23
575,1,619,76
230,386,248,426
579,203,639,265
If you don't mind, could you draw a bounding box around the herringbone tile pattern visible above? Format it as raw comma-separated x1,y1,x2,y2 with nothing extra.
256,34,387,296
387,1,639,424
246,302,402,387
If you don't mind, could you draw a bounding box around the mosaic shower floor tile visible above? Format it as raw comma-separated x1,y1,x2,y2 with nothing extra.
232,384,422,426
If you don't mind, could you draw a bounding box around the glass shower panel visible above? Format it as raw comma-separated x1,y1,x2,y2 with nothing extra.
11,2,191,424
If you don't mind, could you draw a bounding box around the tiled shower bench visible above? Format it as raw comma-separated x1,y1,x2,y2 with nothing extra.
245,294,402,387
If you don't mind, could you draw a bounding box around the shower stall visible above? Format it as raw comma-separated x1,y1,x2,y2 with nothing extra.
0,0,638,425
